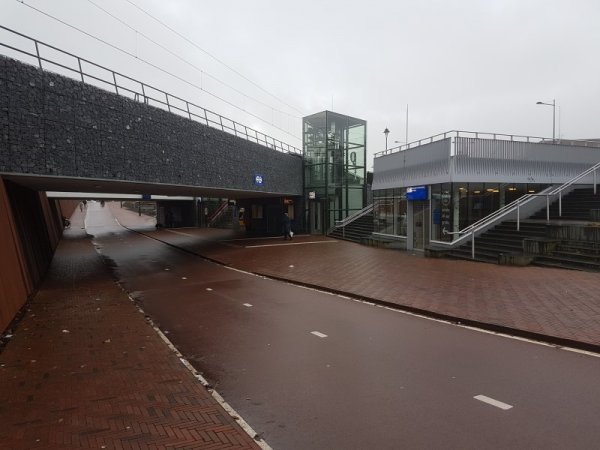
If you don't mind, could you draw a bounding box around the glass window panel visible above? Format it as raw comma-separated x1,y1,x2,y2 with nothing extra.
347,188,364,210
374,197,394,234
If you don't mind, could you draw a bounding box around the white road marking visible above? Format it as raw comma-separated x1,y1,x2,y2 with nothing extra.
128,294,272,450
126,229,600,361
181,277,187,280
223,235,300,242
245,241,339,248
474,395,513,410
311,331,328,338
206,288,213,291
243,303,253,307
563,347,600,358
165,229,196,237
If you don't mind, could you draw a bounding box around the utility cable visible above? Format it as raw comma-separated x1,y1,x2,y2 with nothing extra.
87,0,302,121
15,0,301,142
123,0,305,116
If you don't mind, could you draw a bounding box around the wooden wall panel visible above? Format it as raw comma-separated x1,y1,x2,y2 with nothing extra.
0,179,30,332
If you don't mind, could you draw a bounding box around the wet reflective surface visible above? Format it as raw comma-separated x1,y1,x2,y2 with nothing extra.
87,202,600,450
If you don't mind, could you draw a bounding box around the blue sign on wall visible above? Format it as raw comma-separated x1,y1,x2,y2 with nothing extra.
406,186,428,201
254,174,264,186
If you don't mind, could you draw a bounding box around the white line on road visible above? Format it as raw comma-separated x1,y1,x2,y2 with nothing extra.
474,395,513,410
563,347,600,358
243,303,253,307
206,288,213,291
245,241,339,248
126,229,600,361
165,229,196,237
223,235,301,242
127,293,272,450
310,331,328,338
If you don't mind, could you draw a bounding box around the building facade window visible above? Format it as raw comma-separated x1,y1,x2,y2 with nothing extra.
373,183,551,242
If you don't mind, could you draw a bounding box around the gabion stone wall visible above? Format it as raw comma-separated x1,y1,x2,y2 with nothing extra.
0,56,302,195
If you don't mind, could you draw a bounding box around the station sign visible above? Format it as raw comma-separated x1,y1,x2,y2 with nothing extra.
254,174,264,186
406,186,428,201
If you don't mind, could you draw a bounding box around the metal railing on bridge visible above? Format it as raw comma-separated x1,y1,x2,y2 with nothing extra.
374,130,600,158
0,25,302,156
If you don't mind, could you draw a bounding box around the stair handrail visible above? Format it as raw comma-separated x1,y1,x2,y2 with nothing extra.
434,160,600,259
437,185,555,258
208,201,230,227
546,160,600,217
329,202,376,233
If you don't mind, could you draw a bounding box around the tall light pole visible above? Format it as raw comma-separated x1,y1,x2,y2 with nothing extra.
536,99,556,142
383,127,390,150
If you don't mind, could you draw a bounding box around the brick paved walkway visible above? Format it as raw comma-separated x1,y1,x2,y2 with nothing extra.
0,208,261,450
110,205,600,351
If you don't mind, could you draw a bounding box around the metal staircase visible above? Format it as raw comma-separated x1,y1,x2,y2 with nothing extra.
444,185,600,271
328,204,375,243
447,221,548,263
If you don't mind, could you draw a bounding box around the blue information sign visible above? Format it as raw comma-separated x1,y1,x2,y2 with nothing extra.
406,186,428,201
254,174,264,186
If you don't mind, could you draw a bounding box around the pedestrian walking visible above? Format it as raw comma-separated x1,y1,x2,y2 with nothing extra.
282,212,292,240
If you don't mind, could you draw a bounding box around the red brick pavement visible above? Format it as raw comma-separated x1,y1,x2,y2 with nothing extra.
112,204,600,351
0,208,261,450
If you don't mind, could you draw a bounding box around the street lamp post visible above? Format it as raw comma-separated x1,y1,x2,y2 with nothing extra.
536,99,556,142
383,127,390,150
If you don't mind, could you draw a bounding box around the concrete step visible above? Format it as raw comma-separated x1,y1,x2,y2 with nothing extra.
534,255,600,271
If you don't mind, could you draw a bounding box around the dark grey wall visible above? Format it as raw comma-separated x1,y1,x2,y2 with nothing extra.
0,56,303,195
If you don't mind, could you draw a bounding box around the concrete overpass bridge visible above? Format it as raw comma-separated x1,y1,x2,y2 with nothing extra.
0,26,303,331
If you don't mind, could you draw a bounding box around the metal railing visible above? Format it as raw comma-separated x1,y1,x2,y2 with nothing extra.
434,161,600,259
328,202,377,238
208,201,230,227
438,186,555,259
0,25,302,155
331,203,374,228
547,160,600,218
374,130,600,158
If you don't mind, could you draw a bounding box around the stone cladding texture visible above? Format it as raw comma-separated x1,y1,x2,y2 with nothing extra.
0,55,302,195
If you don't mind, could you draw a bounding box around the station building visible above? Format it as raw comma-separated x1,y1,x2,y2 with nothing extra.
371,131,600,251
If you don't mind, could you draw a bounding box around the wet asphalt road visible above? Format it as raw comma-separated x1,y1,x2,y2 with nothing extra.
86,203,600,449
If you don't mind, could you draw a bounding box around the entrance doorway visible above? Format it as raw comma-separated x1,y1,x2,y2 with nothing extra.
412,201,430,250
309,201,323,234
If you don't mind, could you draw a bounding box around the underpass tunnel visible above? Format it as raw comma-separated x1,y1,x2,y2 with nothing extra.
0,173,304,334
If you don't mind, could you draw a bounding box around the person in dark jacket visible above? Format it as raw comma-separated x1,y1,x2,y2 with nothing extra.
282,212,292,240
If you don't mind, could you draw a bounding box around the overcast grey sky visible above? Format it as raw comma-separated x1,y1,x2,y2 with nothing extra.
3,0,600,169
